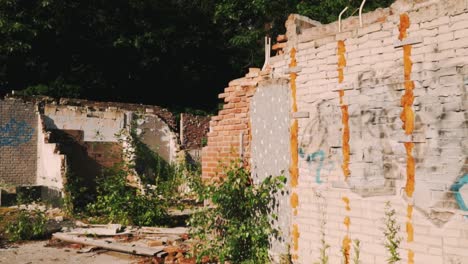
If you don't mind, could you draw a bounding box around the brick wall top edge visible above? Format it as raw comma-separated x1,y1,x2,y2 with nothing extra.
296,7,391,43
3,94,177,131
286,0,464,45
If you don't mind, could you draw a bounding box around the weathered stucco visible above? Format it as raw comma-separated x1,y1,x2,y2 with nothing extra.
43,104,125,142
36,116,65,190
135,114,179,164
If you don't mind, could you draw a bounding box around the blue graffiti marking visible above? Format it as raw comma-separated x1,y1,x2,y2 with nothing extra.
0,118,34,147
307,150,325,184
450,174,468,211
300,148,325,184
299,148,305,159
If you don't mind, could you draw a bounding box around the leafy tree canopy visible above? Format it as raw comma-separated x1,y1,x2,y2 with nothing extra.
0,0,393,111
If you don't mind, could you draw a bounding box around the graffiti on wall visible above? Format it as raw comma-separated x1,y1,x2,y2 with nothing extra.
0,118,34,147
451,174,468,212
299,148,324,184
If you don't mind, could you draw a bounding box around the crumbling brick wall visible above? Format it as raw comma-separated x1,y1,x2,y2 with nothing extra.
0,98,38,185
1,95,181,191
201,68,270,180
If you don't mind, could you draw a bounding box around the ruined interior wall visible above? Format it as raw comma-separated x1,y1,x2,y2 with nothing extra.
36,116,66,190
1,96,180,193
0,99,38,185
256,0,468,262
44,104,179,164
43,105,125,142
135,113,179,164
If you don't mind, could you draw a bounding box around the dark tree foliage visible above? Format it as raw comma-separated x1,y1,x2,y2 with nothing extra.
297,0,395,25
0,0,393,111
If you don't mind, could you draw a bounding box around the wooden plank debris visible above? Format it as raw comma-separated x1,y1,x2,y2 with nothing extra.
64,224,124,236
53,233,165,256
138,227,189,235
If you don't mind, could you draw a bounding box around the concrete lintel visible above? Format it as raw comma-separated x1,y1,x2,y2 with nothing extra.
292,111,310,119
393,37,423,48
397,140,427,143
331,83,355,92
284,66,303,74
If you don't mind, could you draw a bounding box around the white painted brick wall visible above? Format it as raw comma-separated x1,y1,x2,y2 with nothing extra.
263,0,468,263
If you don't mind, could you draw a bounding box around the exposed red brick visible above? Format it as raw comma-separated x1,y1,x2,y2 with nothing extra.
201,71,269,179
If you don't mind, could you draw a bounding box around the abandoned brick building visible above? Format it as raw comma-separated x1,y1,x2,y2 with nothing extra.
0,95,208,202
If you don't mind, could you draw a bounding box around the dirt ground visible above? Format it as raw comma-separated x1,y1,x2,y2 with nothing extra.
0,240,147,264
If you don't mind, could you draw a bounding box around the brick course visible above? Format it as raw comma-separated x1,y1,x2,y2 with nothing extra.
201,68,271,180
0,98,38,185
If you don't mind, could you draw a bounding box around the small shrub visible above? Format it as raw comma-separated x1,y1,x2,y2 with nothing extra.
189,159,286,263
6,209,47,241
382,201,402,263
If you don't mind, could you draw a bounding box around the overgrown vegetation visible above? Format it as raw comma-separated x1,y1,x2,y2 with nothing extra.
382,201,402,264
85,163,168,226
63,121,199,226
314,191,330,264
189,159,286,263
5,208,47,242
63,170,90,216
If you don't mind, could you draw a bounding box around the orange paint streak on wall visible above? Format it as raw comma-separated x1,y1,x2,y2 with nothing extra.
399,14,410,40
338,90,345,105
289,48,300,259
337,40,350,179
400,13,416,264
405,142,415,197
290,119,299,187
342,197,351,264
292,224,300,251
408,250,415,264
403,46,413,80
337,41,347,70
341,105,351,178
401,45,414,135
338,69,344,84
337,41,346,83
289,48,297,68
406,205,414,242
406,222,414,242
344,216,350,228
342,235,351,264
290,73,298,112
289,49,299,188
342,197,350,211
291,192,299,215
407,204,413,218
